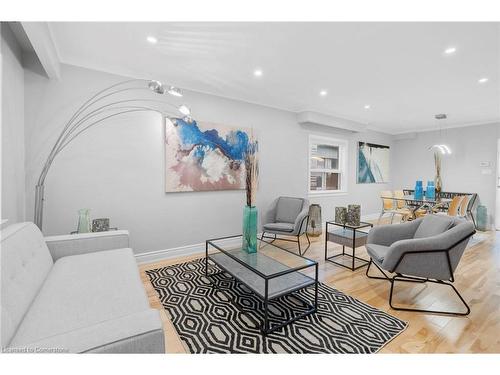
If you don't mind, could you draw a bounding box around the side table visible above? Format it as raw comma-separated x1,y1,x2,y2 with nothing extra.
325,221,373,271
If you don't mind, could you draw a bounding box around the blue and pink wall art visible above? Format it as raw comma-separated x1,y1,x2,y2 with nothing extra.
165,118,253,192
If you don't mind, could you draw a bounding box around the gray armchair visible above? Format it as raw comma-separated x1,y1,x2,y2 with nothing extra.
366,214,475,316
261,196,311,255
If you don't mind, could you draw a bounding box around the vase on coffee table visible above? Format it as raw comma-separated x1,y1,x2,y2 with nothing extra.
242,205,258,253
242,134,259,254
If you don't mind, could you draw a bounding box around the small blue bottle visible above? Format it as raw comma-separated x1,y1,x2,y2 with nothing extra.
414,180,423,200
426,181,435,200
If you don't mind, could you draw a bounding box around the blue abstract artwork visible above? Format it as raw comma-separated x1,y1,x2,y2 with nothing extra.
357,142,390,184
165,118,252,192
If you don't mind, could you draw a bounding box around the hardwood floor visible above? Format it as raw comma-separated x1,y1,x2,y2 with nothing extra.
139,223,500,353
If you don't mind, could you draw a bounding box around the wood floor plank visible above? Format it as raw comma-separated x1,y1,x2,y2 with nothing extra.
138,222,500,353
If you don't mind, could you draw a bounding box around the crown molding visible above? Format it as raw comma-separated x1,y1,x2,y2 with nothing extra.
20,22,61,79
296,111,367,133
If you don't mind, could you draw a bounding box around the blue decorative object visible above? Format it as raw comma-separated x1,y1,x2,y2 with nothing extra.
414,180,423,200
476,205,487,231
425,181,435,200
242,206,258,253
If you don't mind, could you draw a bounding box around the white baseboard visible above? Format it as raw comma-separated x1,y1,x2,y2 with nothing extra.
135,236,244,265
135,214,380,265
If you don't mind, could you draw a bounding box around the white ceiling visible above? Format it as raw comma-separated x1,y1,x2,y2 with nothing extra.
48,22,500,134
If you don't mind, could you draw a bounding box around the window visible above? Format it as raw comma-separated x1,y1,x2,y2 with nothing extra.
309,136,348,194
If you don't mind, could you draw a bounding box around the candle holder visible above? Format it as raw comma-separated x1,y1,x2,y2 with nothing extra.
335,207,347,224
347,204,361,226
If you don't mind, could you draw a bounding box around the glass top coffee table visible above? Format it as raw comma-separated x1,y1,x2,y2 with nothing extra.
205,235,318,335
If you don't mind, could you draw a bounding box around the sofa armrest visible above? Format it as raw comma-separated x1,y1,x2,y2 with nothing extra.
367,219,422,247
16,309,164,354
45,230,130,261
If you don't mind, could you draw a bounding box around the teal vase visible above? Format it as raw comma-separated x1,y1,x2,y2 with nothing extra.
77,208,91,233
476,205,487,231
242,205,258,253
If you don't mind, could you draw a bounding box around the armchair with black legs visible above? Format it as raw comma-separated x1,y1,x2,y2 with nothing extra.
260,197,311,256
365,215,475,316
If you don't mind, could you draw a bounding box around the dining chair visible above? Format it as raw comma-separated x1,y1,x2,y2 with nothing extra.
435,195,465,216
449,196,465,216
434,193,476,227
458,195,471,218
377,191,397,224
392,190,413,222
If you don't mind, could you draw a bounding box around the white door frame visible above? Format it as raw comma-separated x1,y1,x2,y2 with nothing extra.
496,138,500,230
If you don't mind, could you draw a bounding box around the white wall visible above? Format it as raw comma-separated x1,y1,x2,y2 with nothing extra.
1,23,25,224
392,123,500,227
24,64,393,253
305,124,393,220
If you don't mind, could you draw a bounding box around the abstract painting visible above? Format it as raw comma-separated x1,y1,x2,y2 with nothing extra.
357,142,390,183
165,118,253,192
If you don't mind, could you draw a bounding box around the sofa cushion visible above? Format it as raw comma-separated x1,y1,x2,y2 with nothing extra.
366,243,391,265
20,310,164,353
414,214,454,239
1,222,53,348
263,222,295,233
9,248,150,347
275,197,304,224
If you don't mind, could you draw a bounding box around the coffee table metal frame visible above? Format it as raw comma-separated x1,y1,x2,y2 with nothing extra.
324,221,373,271
205,234,318,335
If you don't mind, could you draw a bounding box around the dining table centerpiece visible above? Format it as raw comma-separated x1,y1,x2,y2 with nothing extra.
242,134,259,253
434,151,443,195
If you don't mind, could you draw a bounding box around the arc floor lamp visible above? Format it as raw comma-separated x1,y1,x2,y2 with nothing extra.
34,79,192,231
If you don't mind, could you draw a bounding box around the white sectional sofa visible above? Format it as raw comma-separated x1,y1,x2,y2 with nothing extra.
1,222,164,353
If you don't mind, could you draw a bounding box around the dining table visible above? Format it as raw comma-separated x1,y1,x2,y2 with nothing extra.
392,194,452,219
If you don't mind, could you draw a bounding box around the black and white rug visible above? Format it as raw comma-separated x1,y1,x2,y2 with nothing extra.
146,259,407,353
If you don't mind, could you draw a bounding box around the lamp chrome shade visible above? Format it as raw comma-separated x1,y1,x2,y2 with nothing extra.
429,144,452,154
168,86,183,97
148,80,166,94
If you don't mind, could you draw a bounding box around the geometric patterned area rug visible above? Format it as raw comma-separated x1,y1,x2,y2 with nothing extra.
146,258,408,353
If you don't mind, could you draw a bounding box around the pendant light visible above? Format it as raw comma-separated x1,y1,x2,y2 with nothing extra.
428,114,452,154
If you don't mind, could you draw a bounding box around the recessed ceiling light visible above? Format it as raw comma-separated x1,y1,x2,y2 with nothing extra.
444,47,457,55
364,104,371,110
146,36,158,44
319,90,328,97
478,77,489,84
253,69,263,77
